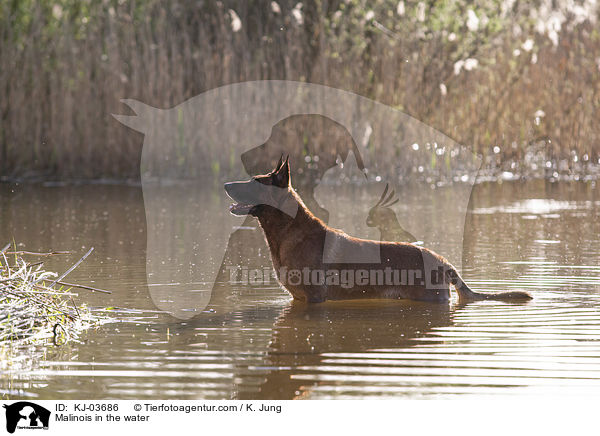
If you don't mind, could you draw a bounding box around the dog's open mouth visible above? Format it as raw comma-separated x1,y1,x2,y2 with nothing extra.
229,202,254,215
224,182,257,215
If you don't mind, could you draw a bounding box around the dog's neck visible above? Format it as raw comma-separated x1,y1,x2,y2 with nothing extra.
256,189,325,254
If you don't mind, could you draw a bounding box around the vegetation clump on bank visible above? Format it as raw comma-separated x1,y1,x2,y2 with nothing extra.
0,244,108,353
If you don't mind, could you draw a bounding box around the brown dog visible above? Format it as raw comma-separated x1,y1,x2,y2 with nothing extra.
224,157,532,303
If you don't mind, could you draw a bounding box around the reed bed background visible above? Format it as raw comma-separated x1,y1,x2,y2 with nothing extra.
1,0,599,181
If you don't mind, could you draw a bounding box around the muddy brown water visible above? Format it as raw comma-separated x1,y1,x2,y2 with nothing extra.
1,180,600,399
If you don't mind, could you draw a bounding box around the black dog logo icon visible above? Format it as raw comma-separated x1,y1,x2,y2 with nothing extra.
3,402,50,433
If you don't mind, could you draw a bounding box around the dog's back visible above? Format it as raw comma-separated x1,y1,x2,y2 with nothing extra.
274,218,451,302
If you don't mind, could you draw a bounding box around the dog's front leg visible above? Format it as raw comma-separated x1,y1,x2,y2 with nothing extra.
305,285,328,303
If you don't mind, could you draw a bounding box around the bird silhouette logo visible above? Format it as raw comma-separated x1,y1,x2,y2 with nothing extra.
366,183,419,244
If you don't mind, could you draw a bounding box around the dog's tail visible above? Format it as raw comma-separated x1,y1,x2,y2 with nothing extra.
445,265,532,301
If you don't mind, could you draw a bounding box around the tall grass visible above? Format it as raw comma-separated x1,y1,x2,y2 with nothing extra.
1,0,599,180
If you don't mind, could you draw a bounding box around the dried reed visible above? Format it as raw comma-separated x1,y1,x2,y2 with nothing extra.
0,244,110,349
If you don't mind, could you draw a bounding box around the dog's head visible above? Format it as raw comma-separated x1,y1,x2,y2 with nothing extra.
224,156,294,217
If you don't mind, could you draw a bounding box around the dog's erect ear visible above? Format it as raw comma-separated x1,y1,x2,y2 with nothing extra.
273,155,284,173
274,155,290,188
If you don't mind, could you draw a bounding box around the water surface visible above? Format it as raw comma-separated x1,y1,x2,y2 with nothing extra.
1,180,599,399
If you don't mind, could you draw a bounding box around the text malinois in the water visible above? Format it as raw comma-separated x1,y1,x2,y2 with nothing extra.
224,157,532,303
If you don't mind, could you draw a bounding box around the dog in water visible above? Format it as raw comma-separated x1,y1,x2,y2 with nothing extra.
224,157,532,303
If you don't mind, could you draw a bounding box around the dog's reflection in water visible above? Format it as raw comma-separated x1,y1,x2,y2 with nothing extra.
239,300,454,400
